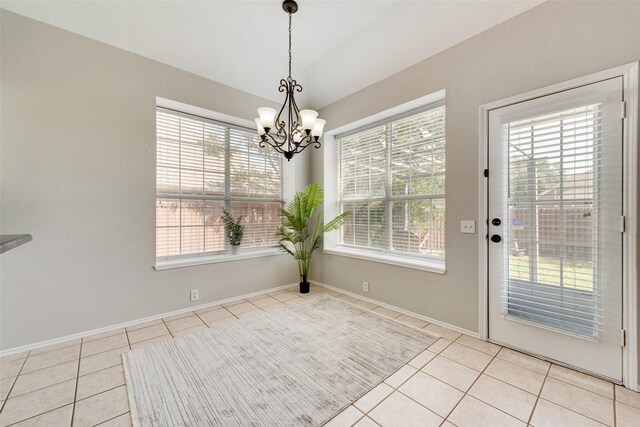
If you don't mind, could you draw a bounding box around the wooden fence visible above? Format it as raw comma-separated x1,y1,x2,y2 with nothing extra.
509,207,594,261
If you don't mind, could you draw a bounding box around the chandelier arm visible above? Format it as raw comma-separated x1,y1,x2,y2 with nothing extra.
292,79,303,93
275,126,288,141
264,131,288,147
274,79,290,131
289,84,302,130
259,139,284,153
261,133,288,152
287,82,292,153
277,79,288,93
255,1,323,162
292,137,322,154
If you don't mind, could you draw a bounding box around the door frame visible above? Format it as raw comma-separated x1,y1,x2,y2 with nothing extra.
478,62,639,390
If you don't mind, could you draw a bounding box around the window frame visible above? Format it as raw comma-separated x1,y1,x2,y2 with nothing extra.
154,98,294,270
323,91,447,274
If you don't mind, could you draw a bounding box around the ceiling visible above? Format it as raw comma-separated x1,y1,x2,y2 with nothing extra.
0,0,544,109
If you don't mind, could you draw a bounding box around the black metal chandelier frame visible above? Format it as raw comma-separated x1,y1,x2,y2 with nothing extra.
256,0,323,161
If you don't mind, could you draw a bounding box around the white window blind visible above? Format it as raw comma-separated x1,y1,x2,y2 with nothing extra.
336,103,446,259
156,107,283,260
504,104,605,336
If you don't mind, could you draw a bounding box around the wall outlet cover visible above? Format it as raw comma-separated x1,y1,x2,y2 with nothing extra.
460,220,476,234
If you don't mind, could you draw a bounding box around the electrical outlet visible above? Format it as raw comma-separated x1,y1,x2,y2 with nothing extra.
363,281,369,292
190,289,199,302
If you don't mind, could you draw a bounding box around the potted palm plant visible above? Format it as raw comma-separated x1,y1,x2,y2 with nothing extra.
222,208,244,255
276,182,348,293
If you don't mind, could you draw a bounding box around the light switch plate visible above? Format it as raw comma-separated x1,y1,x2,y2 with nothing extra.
461,220,476,234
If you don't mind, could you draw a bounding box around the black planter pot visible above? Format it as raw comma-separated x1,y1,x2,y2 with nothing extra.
299,281,310,294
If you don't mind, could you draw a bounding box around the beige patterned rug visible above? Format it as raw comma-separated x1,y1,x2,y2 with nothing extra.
123,294,436,426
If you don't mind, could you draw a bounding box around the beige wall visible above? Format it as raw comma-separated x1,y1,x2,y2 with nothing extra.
1,1,638,384
0,10,310,349
312,0,640,380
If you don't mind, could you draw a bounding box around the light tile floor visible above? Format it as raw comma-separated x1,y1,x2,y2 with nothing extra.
0,285,638,426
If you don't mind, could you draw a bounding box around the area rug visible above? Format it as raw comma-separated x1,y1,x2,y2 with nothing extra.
123,294,436,426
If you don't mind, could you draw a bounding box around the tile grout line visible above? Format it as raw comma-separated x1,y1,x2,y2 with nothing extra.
0,284,302,358
72,385,130,426
4,402,73,427
478,350,617,426
4,288,633,427
82,329,125,344
526,365,615,427
544,384,617,426
93,411,131,426
164,311,215,333
2,343,133,422
465,364,540,404
75,383,125,404
332,339,438,423
526,360,551,425
382,336,546,425
482,355,550,395
363,415,382,426
12,355,80,378
21,339,80,357
193,310,210,328
70,339,84,426
613,385,617,427
160,317,175,339
361,339,455,423
547,374,617,400
346,273,627,417
439,345,503,424
6,361,124,402
369,356,460,423
0,351,30,414
124,328,131,349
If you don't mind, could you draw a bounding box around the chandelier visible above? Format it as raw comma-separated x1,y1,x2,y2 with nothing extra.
255,0,325,161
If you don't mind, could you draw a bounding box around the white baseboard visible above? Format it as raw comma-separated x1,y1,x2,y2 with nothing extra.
0,283,299,358
311,280,480,338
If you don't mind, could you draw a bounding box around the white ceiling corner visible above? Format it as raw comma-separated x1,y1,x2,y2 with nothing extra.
0,0,545,109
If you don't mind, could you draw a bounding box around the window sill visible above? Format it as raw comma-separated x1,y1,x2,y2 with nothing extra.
323,246,446,274
154,248,284,271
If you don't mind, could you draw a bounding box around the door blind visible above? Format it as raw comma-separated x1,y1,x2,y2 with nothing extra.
502,103,611,337
337,104,446,258
156,107,283,259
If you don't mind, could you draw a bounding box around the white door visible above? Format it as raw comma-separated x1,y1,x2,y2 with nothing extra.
488,78,624,381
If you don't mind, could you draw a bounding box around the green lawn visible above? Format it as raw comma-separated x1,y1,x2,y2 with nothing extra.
509,255,594,291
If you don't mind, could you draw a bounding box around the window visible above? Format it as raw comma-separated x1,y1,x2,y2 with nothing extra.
329,101,446,269
155,107,283,263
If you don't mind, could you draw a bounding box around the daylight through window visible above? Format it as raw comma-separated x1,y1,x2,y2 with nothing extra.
336,103,446,260
156,107,283,259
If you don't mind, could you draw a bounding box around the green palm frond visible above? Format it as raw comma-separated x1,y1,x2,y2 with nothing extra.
278,242,294,256
277,182,349,282
305,183,323,216
323,211,349,233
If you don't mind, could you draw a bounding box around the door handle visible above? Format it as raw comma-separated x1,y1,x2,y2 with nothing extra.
491,234,502,243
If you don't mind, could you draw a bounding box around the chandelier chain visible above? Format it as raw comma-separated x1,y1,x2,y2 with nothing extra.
256,1,324,161
288,12,292,78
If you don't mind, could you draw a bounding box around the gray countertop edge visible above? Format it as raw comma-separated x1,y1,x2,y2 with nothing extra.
0,234,33,254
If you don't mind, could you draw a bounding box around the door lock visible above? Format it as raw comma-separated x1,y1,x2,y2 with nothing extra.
492,218,501,226
491,234,502,243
